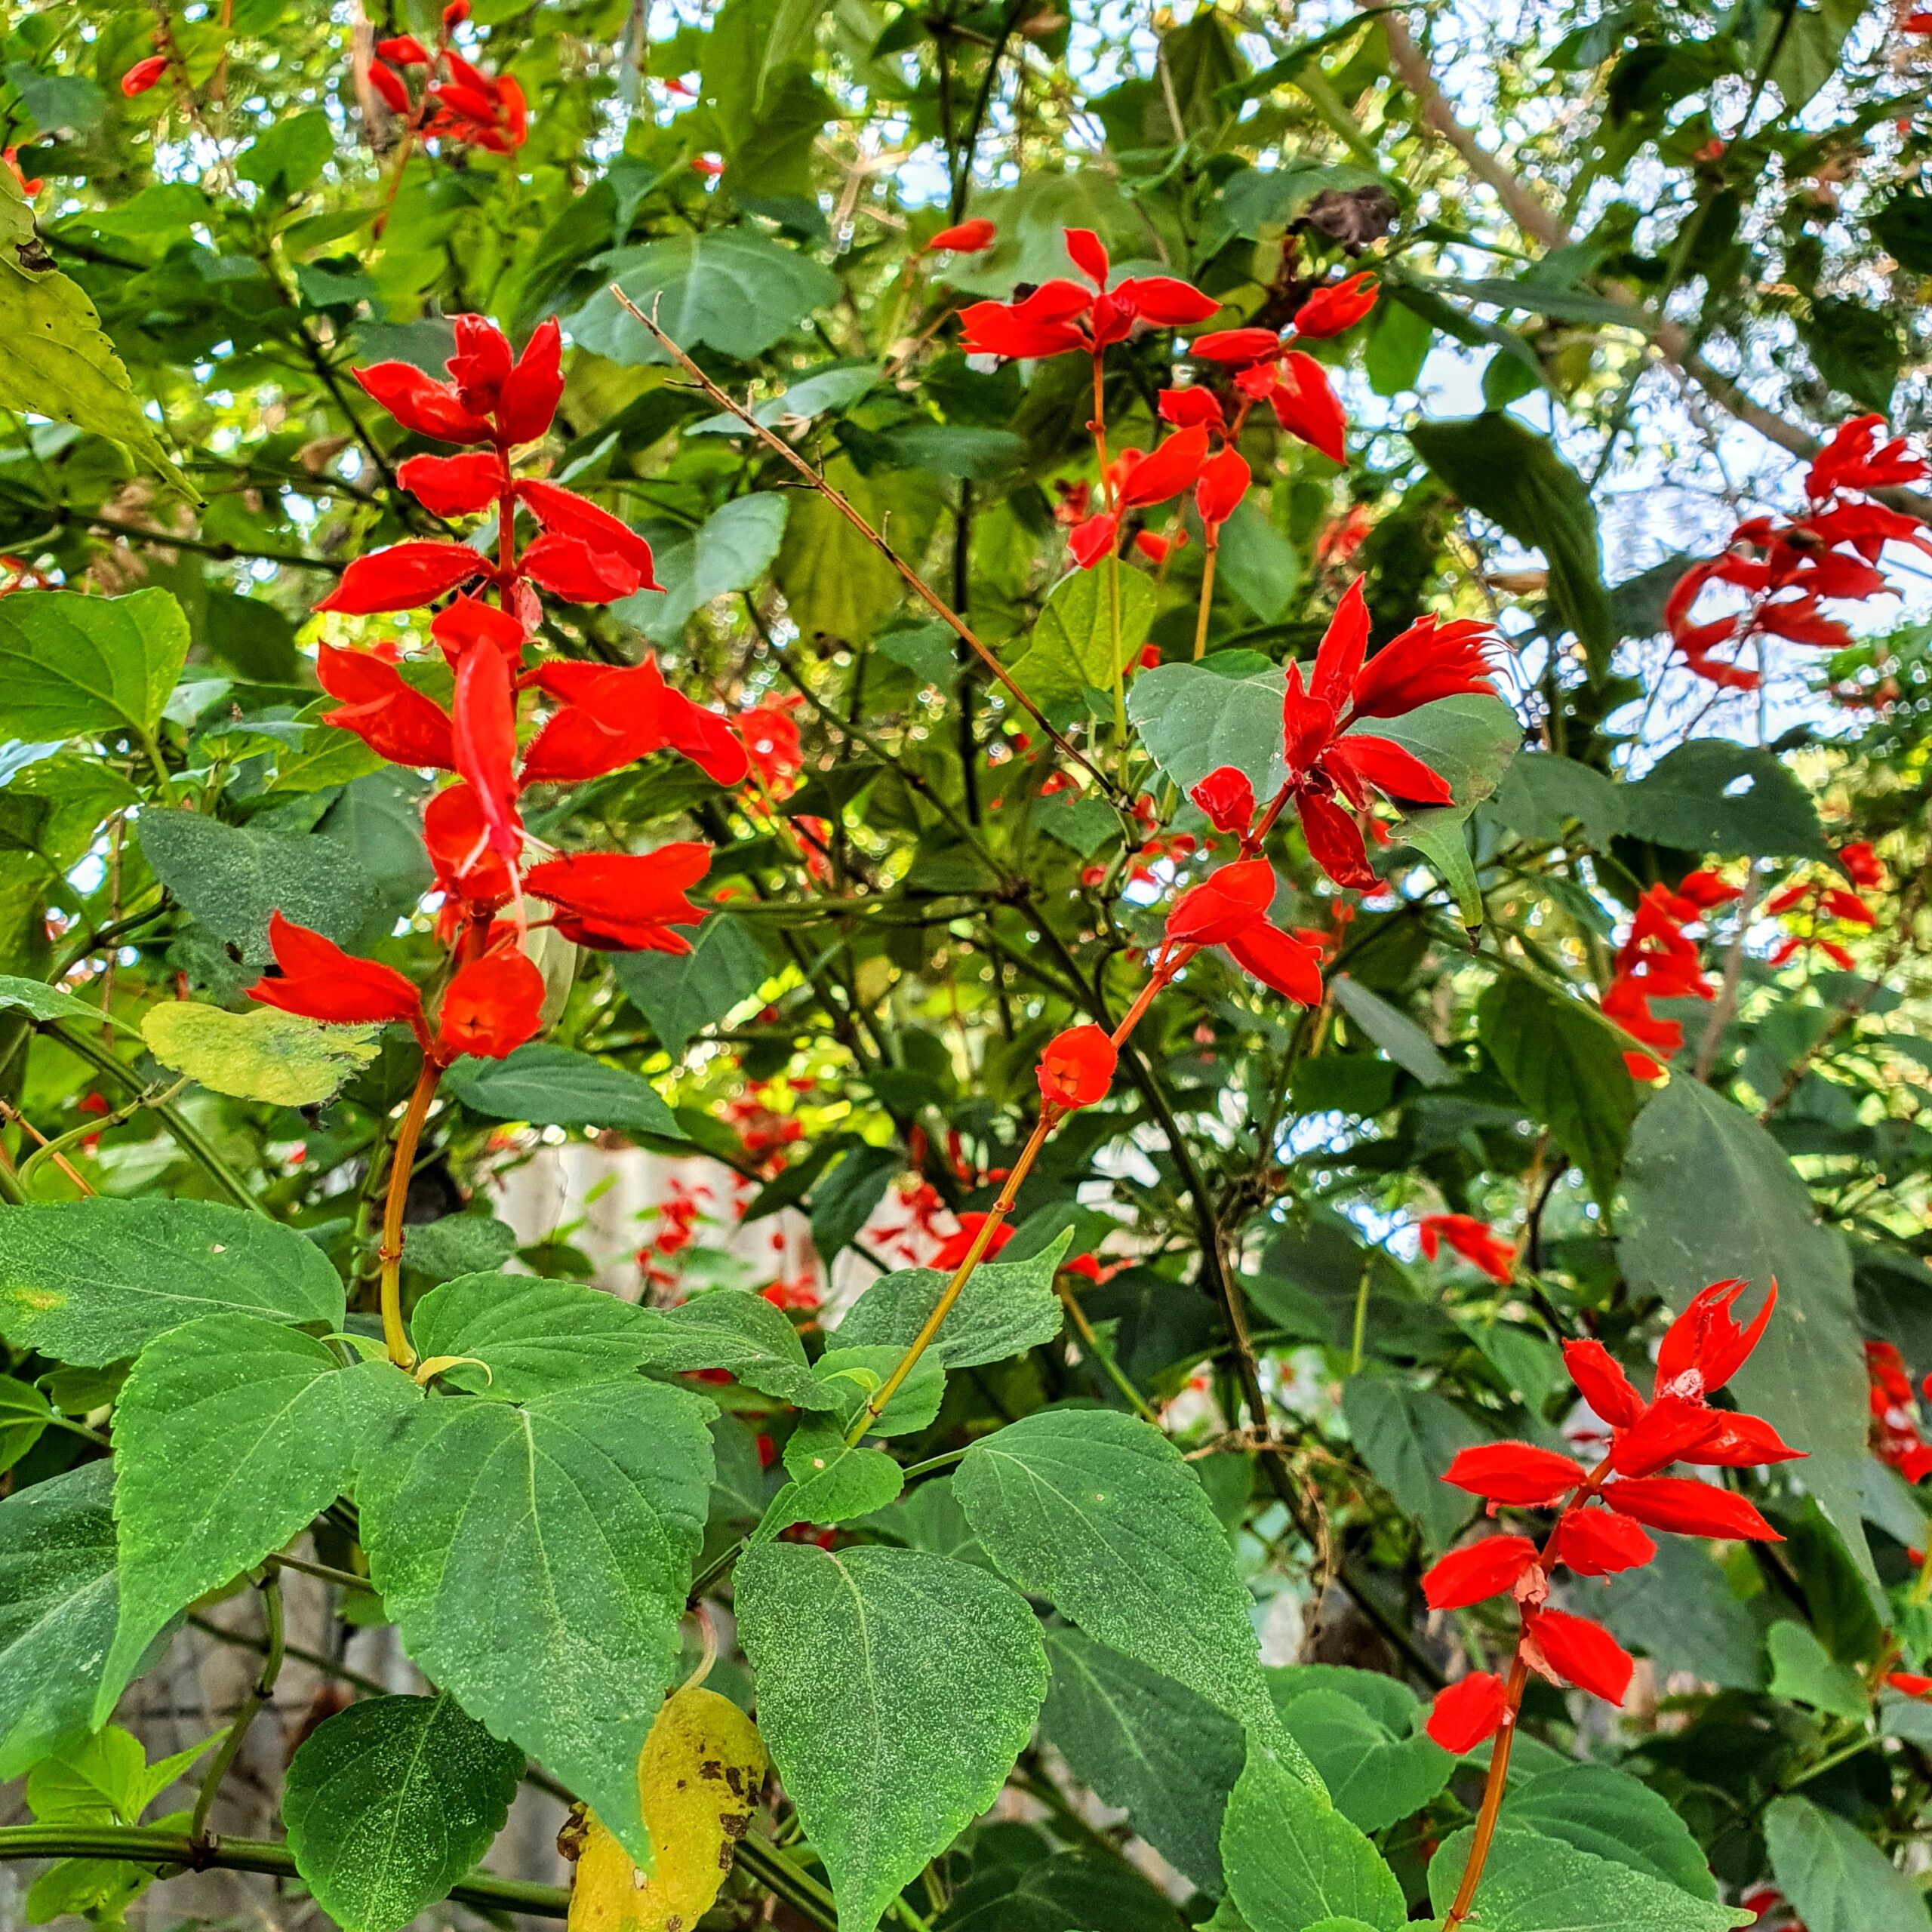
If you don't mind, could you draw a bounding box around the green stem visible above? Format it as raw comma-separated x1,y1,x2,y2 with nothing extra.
266,1550,374,1594
189,1572,283,1843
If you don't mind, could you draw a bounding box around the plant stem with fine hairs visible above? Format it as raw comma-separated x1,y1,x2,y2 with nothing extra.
377,1059,441,1370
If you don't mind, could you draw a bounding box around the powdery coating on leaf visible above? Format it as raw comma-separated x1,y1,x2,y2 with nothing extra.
735,1542,1048,1932
0,1461,119,1780
408,1274,657,1401
631,1288,841,1411
357,1378,716,1868
832,1229,1070,1369
283,1693,525,1932
0,1198,345,1367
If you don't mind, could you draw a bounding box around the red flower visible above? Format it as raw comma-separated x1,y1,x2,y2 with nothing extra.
1655,1278,1775,1401
1561,1338,1645,1427
1521,1606,1634,1706
122,54,168,96
932,1212,1014,1270
1160,386,1226,431
315,541,487,616
926,218,996,254
1189,766,1255,835
1038,1025,1117,1109
1806,414,1928,499
1886,1672,1932,1697
1421,1534,1539,1610
1163,860,1323,1004
1269,352,1349,464
1069,512,1119,568
431,593,528,665
1134,531,1181,564
1442,1441,1586,1507
377,33,431,63
424,63,527,154
522,846,712,953
316,648,455,768
397,451,502,517
1115,426,1211,509
735,698,805,795
437,945,545,1059
1839,841,1884,888
369,62,412,113
248,912,423,1030
425,783,515,908
1426,1672,1506,1752
1601,1475,1782,1541
1195,448,1251,532
1549,1505,1655,1577
1418,1213,1516,1284
1292,272,1379,339
522,659,748,788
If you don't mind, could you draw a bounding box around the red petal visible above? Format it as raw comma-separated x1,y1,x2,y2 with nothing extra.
1524,1606,1634,1705
1422,1534,1539,1610
438,946,546,1060
248,912,423,1028
1561,1338,1645,1427
1165,859,1277,945
451,645,521,860
1323,734,1454,807
1191,328,1281,365
522,845,712,927
425,783,515,903
398,451,503,517
1224,921,1324,1005
315,647,455,768
1069,513,1120,569
1310,576,1369,712
927,218,997,254
1296,789,1375,891
1188,765,1255,834
351,362,492,443
515,479,660,586
1347,615,1495,721
1270,352,1346,464
1683,1411,1806,1468
1194,447,1251,528
1442,1441,1586,1507
1607,1392,1724,1476
1550,1506,1655,1577
1063,226,1110,286
519,531,645,605
497,318,562,445
1117,426,1210,509
1116,274,1220,325
314,542,485,615
1426,1673,1507,1753
1604,1475,1781,1541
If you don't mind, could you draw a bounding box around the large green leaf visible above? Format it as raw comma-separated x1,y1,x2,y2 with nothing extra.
1127,654,1287,801
0,1374,51,1472
613,912,769,1057
408,1274,655,1400
1765,1794,1929,1932
0,1462,122,1779
358,1377,716,1866
0,590,189,745
1618,1078,1874,1592
0,1199,346,1367
1220,1743,1406,1932
1504,1763,1718,1899
735,1540,1048,1932
1340,1374,1482,1552
1010,566,1157,702
943,1850,1186,1932
955,1407,1294,1756
1328,977,1453,1087
1576,1532,1767,1690
1357,693,1520,809
0,974,128,1030
1041,1627,1245,1894
1478,976,1635,1210
283,1693,525,1932
99,1318,417,1718
441,1044,683,1139
1617,742,1831,862
1428,1826,1752,1931
1272,1687,1452,1834
832,1229,1069,1368
1408,413,1613,675
570,231,841,365
632,1287,842,1410
618,494,790,643
771,457,943,640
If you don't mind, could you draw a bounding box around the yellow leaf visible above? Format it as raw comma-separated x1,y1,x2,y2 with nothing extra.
568,1685,767,1932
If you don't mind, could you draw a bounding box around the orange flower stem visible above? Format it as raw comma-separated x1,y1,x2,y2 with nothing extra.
377,1057,442,1370
1192,540,1219,660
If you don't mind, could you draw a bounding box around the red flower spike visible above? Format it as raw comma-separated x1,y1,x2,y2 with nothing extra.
1292,271,1379,340
1165,859,1277,945
1069,512,1119,569
451,643,522,863
368,61,412,113
1418,1213,1517,1284
1550,1506,1655,1577
1605,1475,1782,1541
122,54,169,97
522,846,712,953
1190,766,1255,834
1038,1025,1117,1109
1114,275,1221,326
316,647,456,769
1192,327,1281,365
1064,226,1110,286
1561,1338,1646,1427
314,540,486,615
1118,426,1211,509
1421,1534,1540,1611
497,318,564,445
352,361,494,444
1426,1673,1507,1753
397,452,503,518
1441,1441,1586,1506
437,946,546,1060
248,912,424,1029
1161,387,1226,431
1271,352,1347,464
430,593,527,666
1654,1278,1776,1401
425,783,515,906
1195,448,1251,531
1523,1606,1634,1706
515,479,660,589
926,218,997,254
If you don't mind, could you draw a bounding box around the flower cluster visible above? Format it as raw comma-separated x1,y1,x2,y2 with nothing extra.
251,315,746,1066
1867,1341,1932,1484
1666,415,1931,690
1766,842,1881,971
1424,1281,1799,1754
368,4,527,155
1601,869,1740,1078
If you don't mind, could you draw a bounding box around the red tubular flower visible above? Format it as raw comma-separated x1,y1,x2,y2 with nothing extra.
1421,1534,1539,1610
1069,512,1119,568
377,33,430,63
431,593,527,666
1839,842,1883,888
1165,859,1277,943
1192,327,1281,365
519,533,645,605
248,912,423,1029
1549,1505,1655,1577
523,659,748,788
1655,1278,1775,1401
1604,1475,1782,1541
1160,386,1226,431
515,480,660,591
957,229,1217,361
1674,867,1743,910
926,218,997,254
1195,448,1251,533
352,362,494,444
1426,1672,1507,1752
1038,1025,1117,1109
1522,1606,1634,1706
1607,1395,1726,1478
315,541,487,616
425,782,515,907
1561,1339,1645,1427
369,62,412,113
1806,414,1929,498
1347,611,1497,720
1270,352,1348,463
1116,426,1211,509
522,845,712,952
1134,531,1180,564
1114,275,1221,326
1684,1411,1804,1469
316,647,455,768
1189,766,1255,834
932,1212,1014,1270
1442,1441,1586,1506
437,946,546,1060
1225,923,1324,1004
1292,272,1379,340
1418,1213,1516,1284
398,452,502,517
122,54,169,96
452,643,522,862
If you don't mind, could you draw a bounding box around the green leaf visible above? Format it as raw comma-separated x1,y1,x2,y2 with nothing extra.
810,1344,946,1438
632,1287,841,1410
1340,1375,1482,1553
1875,189,1932,275
283,1693,525,1932
1408,413,1613,676
1429,1826,1752,1931
0,172,195,497
1328,977,1453,1087
944,1850,1186,1932
0,1198,346,1367
809,1142,900,1263
832,1229,1070,1368
237,109,332,195
735,1540,1048,1932
0,1461,122,1780
1220,1742,1406,1932
1272,1688,1453,1834
137,808,380,963
1216,504,1301,623
1356,693,1521,810
955,1407,1294,1754
773,458,943,640
0,974,128,1031
1494,752,1623,848
441,1044,683,1140
1478,976,1636,1209
1576,1533,1767,1690
140,1001,379,1107
26,1722,212,1825
0,1373,52,1472
1504,1763,1718,1899
1618,741,1832,862
753,1421,904,1540
1765,1620,1868,1721
690,365,878,435
1011,565,1158,703
400,1214,518,1283
1126,655,1288,804
1766,1795,1927,1932
1399,805,1484,928
1041,1627,1246,1895
1799,297,1900,415
358,1377,715,1867
570,231,842,365
408,1274,655,1400
98,1318,417,1719
0,590,189,743
617,495,790,643
883,425,1026,480
1619,1078,1875,1594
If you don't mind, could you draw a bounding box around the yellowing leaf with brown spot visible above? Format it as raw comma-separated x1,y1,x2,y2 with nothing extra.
568,1685,767,1932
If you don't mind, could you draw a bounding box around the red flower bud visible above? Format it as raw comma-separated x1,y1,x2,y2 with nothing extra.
1291,270,1379,339
1038,1024,1117,1109
1426,1672,1506,1752
1522,1606,1634,1706
1189,766,1254,835
121,55,169,97
1194,447,1251,531
1549,1506,1655,1577
1441,1441,1585,1507
1601,1475,1782,1542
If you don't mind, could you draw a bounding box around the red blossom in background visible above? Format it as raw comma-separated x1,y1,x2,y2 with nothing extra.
1867,1341,1932,1483
926,217,997,254
1418,1213,1516,1284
